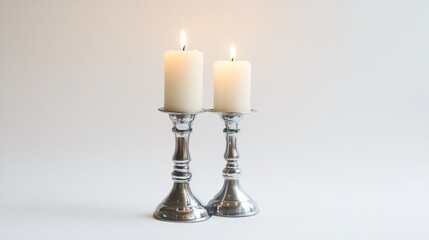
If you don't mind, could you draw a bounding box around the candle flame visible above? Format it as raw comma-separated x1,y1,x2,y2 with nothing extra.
230,44,236,61
180,30,187,51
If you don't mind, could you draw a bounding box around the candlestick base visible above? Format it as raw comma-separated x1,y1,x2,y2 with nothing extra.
207,110,259,217
153,108,210,223
154,182,210,222
207,180,259,217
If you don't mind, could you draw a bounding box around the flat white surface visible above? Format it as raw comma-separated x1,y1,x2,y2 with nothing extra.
1,0,428,239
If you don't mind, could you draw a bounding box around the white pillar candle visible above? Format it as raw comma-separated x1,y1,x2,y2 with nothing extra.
214,44,251,112
164,31,203,112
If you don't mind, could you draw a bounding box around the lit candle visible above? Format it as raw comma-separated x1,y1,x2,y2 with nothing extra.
164,30,203,112
214,44,251,112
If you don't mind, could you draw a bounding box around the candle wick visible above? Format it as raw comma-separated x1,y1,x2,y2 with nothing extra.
182,45,186,51
231,57,235,62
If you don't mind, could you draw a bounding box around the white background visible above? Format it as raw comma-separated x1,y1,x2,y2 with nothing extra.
1,0,428,239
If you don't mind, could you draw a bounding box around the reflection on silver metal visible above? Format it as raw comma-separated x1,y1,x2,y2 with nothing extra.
153,108,210,223
207,110,259,217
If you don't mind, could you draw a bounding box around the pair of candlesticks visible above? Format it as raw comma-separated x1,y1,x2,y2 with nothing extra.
153,108,259,223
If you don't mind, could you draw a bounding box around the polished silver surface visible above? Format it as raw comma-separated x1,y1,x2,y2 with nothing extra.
207,110,259,217
153,108,210,223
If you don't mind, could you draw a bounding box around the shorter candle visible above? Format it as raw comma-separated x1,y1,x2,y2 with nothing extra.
164,31,203,112
214,44,251,112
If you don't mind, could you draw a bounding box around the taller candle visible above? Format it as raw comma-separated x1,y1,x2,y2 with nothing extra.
164,30,203,112
214,44,251,112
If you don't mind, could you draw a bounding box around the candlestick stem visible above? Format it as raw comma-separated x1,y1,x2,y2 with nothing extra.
154,109,210,223
207,111,259,217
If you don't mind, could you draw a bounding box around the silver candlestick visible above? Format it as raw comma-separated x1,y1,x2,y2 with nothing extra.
153,108,210,223
207,110,259,217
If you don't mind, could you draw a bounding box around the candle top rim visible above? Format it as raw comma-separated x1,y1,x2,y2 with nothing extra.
214,59,250,64
165,49,203,53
